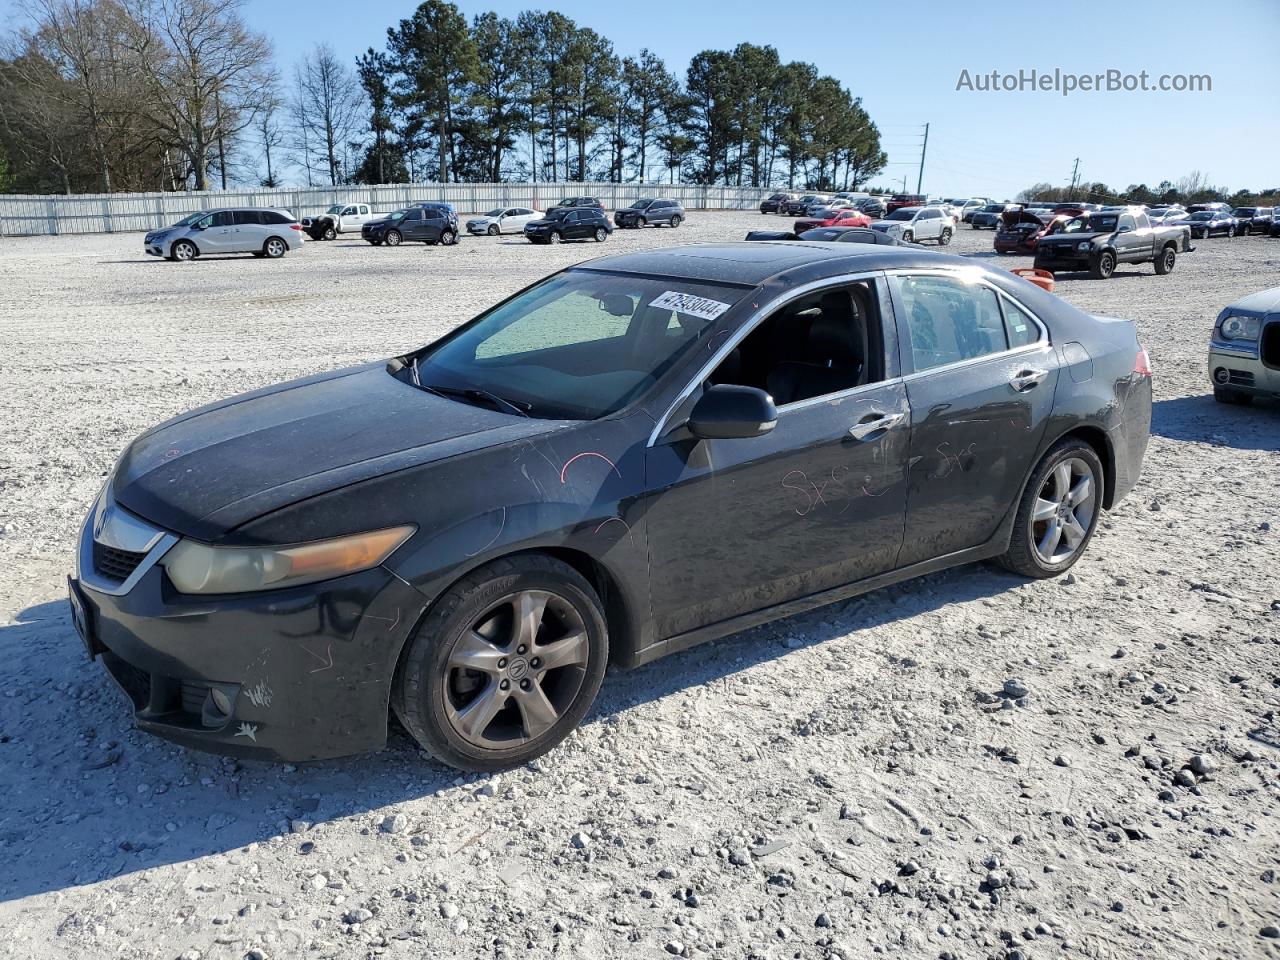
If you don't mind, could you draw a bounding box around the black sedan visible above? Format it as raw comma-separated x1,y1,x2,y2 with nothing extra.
613,198,685,228
69,244,1152,771
1183,210,1238,238
760,192,796,213
361,207,459,246
744,226,921,246
524,207,612,244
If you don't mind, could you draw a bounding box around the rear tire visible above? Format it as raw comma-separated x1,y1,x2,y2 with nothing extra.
670,215,682,228
1089,251,1115,279
393,554,608,772
636,216,647,228
1153,245,1176,275
594,227,607,242
997,439,1104,579
263,237,287,259
1213,385,1253,405
938,227,953,246
441,229,458,246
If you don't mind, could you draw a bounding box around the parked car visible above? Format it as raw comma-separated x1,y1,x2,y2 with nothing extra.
362,207,459,247
1146,207,1185,224
744,225,921,246
524,207,612,243
952,199,985,222
1208,286,1280,405
855,197,888,219
870,206,953,244
994,209,1076,254
792,208,873,233
1033,210,1194,279
887,193,927,213
613,198,685,228
302,203,377,241
143,208,304,261
1233,207,1274,235
971,203,1018,230
803,200,852,220
67,241,1152,769
547,196,604,215
1186,202,1233,214
1270,212,1280,237
466,206,542,236
1183,210,1239,238
759,192,796,214
783,194,828,216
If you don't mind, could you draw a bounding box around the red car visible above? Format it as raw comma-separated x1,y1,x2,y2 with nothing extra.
887,193,926,213
994,208,1081,254
792,209,873,233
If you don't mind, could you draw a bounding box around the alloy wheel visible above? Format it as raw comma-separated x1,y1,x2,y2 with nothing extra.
443,590,590,749
173,241,195,261
266,238,286,258
1031,457,1096,565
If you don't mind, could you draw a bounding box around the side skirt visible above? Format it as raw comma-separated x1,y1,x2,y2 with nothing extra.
628,537,1008,669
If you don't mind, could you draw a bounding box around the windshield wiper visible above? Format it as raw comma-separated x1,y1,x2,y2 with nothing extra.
416,379,531,417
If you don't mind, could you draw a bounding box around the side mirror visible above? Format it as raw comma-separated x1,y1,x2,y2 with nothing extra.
687,384,778,440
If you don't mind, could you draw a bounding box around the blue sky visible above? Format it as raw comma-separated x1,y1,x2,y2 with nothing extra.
8,0,1279,196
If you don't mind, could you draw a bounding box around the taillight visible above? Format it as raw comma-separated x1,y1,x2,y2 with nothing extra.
1134,343,1153,377
290,223,303,231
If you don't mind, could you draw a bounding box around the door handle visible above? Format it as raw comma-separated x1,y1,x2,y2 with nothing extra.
848,411,904,439
1009,368,1048,392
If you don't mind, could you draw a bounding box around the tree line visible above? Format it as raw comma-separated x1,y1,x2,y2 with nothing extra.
0,0,888,195
1017,171,1279,208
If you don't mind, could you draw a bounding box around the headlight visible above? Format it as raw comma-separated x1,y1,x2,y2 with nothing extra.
161,525,415,594
1218,314,1261,341
1077,241,1092,251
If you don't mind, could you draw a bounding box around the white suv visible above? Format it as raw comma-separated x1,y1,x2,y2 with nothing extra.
870,206,953,245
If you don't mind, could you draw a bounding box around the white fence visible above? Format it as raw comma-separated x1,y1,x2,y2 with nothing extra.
0,182,784,237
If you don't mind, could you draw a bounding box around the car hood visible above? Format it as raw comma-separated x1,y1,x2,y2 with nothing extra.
112,364,561,541
525,218,567,227
870,220,905,230
363,218,396,229
468,216,497,224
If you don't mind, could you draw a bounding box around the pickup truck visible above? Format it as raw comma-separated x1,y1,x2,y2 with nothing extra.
1032,210,1194,279
302,203,377,241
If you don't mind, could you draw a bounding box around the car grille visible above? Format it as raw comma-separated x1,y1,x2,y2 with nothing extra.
1262,322,1280,370
94,542,148,581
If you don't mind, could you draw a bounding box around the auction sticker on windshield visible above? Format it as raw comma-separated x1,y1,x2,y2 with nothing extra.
648,291,732,321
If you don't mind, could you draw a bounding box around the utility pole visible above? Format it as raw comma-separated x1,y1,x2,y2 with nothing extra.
1068,157,1080,201
916,122,929,194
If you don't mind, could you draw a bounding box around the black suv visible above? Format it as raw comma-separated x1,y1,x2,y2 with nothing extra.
524,207,613,244
759,192,795,214
613,198,685,229
546,196,604,215
362,206,459,247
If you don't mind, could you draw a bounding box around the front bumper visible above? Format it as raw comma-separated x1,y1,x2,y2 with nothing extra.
71,510,426,762
1034,246,1089,269
1209,344,1280,398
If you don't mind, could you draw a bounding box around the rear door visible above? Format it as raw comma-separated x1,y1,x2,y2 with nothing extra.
889,271,1060,565
232,209,266,251
420,208,447,241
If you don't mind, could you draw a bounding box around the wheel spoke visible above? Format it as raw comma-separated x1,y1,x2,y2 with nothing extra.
536,630,589,671
1061,514,1087,549
1052,462,1072,500
514,682,559,740
453,683,506,740
1067,474,1092,507
1037,518,1063,558
514,591,549,648
449,630,506,675
1033,497,1058,521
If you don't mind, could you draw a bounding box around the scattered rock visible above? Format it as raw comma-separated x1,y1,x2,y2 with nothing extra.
380,814,408,835
570,832,590,849
1002,678,1030,699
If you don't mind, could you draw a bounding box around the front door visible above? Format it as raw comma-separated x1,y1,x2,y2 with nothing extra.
644,277,911,639
197,211,237,253
889,272,1060,565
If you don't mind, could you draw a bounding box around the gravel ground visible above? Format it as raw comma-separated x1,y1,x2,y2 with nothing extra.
1,213,1278,960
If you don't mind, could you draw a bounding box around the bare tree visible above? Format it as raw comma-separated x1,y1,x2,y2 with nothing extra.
291,43,364,185
120,0,271,191
255,72,284,186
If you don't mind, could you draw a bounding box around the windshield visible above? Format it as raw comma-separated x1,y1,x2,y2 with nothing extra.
386,209,408,221
171,211,208,227
412,270,749,420
1234,208,1256,216
483,208,504,217
1061,215,1117,233
629,199,654,209
325,205,344,214
981,205,1004,213
546,209,570,221
885,209,917,221
1188,212,1214,220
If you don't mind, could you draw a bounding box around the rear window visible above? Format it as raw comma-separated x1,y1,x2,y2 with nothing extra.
260,211,294,225
233,210,262,225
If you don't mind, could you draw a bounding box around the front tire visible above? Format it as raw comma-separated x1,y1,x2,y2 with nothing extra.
902,230,914,243
636,216,646,228
171,239,197,262
323,225,337,241
487,224,499,236
1153,245,1176,275
385,230,403,247
1089,251,1115,279
394,554,608,772
549,231,562,244
997,439,1104,579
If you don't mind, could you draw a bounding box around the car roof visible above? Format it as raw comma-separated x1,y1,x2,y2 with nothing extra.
574,241,977,287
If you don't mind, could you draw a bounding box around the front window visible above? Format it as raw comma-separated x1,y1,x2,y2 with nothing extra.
629,199,654,209
1061,215,1117,232
547,209,570,221
387,209,409,221
1188,212,1213,221
411,270,749,419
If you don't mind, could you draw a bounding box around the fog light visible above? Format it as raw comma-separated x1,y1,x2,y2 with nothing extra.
210,687,233,715
1212,367,1230,384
